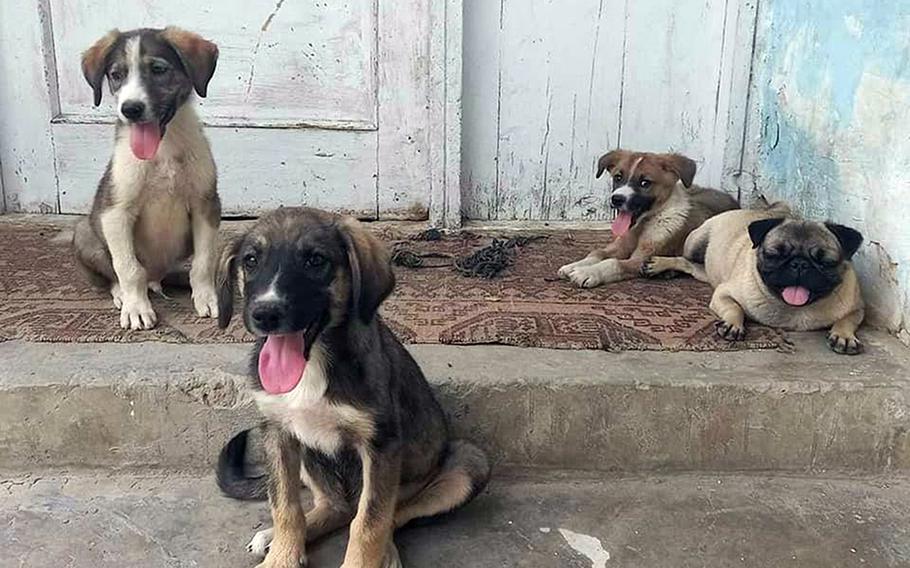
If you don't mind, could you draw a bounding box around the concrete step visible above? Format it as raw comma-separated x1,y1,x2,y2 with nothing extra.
1,331,909,474
2,469,908,568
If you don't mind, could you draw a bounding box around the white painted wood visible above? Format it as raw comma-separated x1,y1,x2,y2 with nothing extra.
462,0,623,221
462,0,757,220
53,122,378,217
2,0,462,218
50,0,378,128
0,0,60,212
428,0,463,227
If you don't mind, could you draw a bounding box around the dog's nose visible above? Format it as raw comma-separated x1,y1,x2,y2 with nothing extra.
121,100,146,121
251,303,284,332
789,258,810,273
611,194,626,208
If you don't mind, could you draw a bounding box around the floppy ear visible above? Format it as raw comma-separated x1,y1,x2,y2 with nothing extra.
82,30,121,106
748,218,786,249
596,150,626,179
825,223,864,260
661,154,697,188
161,27,219,97
340,218,395,323
216,237,242,329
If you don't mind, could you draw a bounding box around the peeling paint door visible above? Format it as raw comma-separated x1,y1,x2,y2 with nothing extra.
0,0,460,221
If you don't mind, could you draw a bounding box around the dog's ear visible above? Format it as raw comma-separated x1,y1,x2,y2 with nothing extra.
661,154,697,188
82,30,121,106
340,217,395,323
216,237,242,329
825,223,864,260
596,150,625,179
161,27,219,98
748,218,786,249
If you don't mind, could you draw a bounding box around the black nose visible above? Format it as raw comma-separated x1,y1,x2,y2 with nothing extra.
789,258,810,273
611,194,626,208
251,303,284,332
121,100,146,121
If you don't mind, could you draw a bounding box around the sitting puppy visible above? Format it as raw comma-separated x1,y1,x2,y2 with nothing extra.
215,208,491,568
558,149,739,287
642,202,865,354
72,27,221,330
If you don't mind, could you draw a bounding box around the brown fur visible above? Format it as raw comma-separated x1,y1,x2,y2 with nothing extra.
559,149,739,288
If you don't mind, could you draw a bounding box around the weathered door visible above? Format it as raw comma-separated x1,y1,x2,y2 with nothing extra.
0,1,461,223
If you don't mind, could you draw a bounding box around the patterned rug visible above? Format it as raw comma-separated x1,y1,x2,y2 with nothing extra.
0,219,787,351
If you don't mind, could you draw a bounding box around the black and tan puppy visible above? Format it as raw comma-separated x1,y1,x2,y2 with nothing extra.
558,149,739,287
643,202,865,354
73,27,220,330
215,208,491,568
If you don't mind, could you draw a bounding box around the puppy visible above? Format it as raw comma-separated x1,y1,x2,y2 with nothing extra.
215,208,491,568
72,27,221,330
642,202,866,354
558,149,739,287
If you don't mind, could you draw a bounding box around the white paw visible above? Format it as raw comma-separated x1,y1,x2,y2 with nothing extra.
568,266,605,288
192,284,219,319
119,293,157,330
110,283,124,309
248,527,274,558
558,257,598,279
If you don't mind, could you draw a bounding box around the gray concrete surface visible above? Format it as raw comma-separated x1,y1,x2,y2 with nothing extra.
1,331,910,474
1,470,908,568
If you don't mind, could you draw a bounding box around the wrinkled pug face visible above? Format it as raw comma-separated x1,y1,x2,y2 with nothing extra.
748,218,863,307
216,208,394,396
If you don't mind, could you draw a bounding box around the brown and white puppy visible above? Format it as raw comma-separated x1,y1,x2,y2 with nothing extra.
642,202,866,354
558,149,739,287
215,208,491,568
72,27,220,330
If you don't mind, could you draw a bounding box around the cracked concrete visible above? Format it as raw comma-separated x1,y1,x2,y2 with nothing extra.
1,470,909,567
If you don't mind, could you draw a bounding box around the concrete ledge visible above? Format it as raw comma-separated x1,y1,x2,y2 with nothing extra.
1,331,909,473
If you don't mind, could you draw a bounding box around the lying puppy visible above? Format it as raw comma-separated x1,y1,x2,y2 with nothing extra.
72,27,221,330
215,208,491,568
558,149,739,287
642,202,865,354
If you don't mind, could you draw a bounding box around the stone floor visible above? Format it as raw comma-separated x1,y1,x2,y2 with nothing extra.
2,469,909,568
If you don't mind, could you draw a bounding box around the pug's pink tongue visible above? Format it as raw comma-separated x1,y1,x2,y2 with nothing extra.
129,123,162,160
782,286,810,306
612,211,633,237
258,333,307,394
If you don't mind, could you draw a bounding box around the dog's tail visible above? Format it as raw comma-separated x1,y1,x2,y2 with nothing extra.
216,429,268,501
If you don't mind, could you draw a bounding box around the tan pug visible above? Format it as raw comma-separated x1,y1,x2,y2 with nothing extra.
642,202,866,354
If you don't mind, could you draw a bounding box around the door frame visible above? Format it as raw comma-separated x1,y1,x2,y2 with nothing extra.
0,0,463,227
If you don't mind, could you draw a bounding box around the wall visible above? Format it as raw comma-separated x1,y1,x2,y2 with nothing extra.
460,0,756,221
743,0,910,337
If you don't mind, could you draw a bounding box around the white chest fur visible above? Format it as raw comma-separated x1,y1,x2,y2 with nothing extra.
253,350,374,455
638,187,691,250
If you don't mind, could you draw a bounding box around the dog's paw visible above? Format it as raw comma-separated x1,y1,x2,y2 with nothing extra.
714,320,746,341
827,332,864,355
192,285,219,319
119,294,157,330
568,265,604,288
640,257,661,278
110,283,124,309
248,527,274,558
558,257,597,280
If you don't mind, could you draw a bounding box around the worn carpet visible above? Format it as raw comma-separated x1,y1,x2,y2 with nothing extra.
0,219,787,351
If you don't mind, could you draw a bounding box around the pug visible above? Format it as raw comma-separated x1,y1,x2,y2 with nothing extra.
642,202,866,354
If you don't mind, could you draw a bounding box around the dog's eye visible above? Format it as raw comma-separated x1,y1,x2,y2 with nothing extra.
150,61,169,75
110,70,125,82
639,179,652,189
305,253,327,269
613,172,623,183
243,253,259,270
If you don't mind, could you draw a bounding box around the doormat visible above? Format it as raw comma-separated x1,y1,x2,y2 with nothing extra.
0,219,788,351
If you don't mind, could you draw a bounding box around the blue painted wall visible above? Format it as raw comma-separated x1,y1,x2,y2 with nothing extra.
748,0,910,337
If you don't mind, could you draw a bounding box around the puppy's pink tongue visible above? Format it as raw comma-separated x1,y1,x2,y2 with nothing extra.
258,333,307,395
129,123,162,160
782,286,810,306
611,211,633,237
